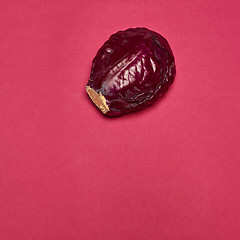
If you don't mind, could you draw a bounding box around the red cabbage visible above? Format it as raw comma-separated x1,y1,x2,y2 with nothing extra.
86,27,176,116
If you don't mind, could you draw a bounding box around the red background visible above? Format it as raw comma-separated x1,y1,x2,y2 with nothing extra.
1,0,240,239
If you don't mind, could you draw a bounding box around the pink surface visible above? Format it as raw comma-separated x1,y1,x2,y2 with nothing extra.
1,0,240,239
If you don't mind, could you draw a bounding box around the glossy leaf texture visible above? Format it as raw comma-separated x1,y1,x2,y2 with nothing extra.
86,27,176,116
